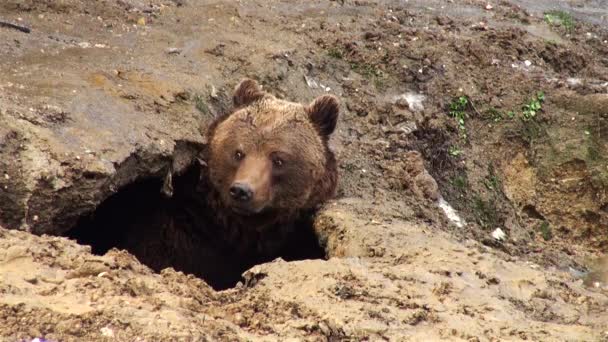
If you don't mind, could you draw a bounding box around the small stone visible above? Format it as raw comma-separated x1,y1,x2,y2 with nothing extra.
24,275,38,284
166,47,181,54
318,322,331,336
100,327,114,337
137,17,146,26
234,313,246,326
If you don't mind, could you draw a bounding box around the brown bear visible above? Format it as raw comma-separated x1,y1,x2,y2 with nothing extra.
202,78,340,256
70,79,340,290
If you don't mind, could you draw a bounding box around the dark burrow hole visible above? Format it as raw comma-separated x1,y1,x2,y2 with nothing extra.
66,166,326,291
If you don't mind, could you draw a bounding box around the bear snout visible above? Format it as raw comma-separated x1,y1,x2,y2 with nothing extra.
229,183,253,203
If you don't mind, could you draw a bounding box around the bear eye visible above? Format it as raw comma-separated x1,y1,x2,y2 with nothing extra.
234,150,244,161
272,156,284,168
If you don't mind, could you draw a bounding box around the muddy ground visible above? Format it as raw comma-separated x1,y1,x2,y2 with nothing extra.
0,0,607,341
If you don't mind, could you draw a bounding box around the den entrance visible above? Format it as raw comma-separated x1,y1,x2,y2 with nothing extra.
66,167,325,290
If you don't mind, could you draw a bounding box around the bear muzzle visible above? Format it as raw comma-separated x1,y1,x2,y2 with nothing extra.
227,156,273,215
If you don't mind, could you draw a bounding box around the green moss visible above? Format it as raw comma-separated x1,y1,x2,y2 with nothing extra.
472,196,499,230
194,94,210,115
544,11,575,32
327,47,344,59
538,221,552,241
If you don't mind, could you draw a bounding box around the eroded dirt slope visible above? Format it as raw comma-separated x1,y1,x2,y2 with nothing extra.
0,0,607,341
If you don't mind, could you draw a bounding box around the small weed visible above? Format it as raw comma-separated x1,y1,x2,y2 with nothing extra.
194,94,210,115
522,92,545,121
484,175,500,191
486,108,503,123
373,76,386,90
450,175,468,190
520,119,543,145
587,143,601,161
449,96,469,139
538,221,552,241
483,164,501,192
448,145,462,157
348,61,385,89
472,195,499,230
586,130,601,161
327,47,344,59
350,61,383,78
507,111,516,119
544,10,575,32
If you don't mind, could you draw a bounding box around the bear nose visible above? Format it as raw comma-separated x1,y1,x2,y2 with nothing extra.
229,183,253,202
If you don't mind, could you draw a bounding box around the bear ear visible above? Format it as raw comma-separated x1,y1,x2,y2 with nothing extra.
308,95,339,137
233,78,265,107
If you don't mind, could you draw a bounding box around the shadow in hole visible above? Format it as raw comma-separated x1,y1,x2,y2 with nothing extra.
66,166,325,290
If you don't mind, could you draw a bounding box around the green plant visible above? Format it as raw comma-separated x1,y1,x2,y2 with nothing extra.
507,111,516,119
486,108,503,123
449,96,469,139
448,145,462,157
450,175,468,190
194,94,210,115
472,195,499,230
327,47,344,59
522,92,545,121
484,175,500,191
538,221,552,241
483,166,501,191
520,118,543,145
584,127,601,161
350,61,383,78
544,10,575,32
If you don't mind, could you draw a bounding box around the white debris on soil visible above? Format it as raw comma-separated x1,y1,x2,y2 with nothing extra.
491,228,506,241
437,197,465,228
393,92,426,112
100,327,114,338
511,60,535,70
165,47,181,54
304,75,331,92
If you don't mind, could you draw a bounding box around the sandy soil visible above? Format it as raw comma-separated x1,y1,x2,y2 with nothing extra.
0,0,607,341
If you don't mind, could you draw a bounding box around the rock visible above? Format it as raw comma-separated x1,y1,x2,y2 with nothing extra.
165,47,181,54
403,151,440,201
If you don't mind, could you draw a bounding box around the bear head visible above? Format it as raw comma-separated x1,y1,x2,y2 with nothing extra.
206,79,339,223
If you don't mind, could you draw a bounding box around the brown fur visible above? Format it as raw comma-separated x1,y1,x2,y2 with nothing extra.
202,79,340,255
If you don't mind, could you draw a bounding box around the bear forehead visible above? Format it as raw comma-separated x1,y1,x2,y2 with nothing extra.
212,97,326,160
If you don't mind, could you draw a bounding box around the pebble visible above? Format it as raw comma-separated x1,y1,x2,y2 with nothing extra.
166,47,181,54
100,327,114,337
24,275,38,284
